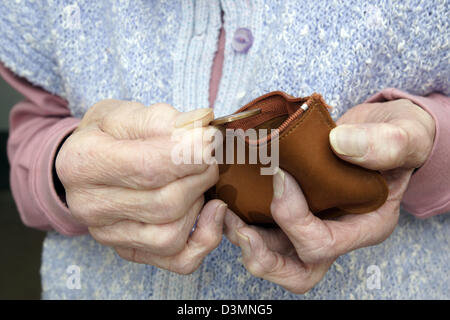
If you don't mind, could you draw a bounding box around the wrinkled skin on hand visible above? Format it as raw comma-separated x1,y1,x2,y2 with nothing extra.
56,99,227,274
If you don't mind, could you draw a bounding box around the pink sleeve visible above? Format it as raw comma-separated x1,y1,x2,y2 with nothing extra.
0,63,88,235
366,88,450,219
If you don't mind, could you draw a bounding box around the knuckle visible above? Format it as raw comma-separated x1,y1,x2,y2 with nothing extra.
102,101,144,129
190,232,219,256
245,251,284,279
134,150,168,188
386,124,409,147
148,103,179,131
66,191,102,226
90,99,118,110
83,99,121,123
391,128,409,161
83,100,104,119
73,132,103,168
151,229,184,254
324,229,337,253
124,143,176,189
125,101,146,110
405,121,432,164
393,119,433,167
154,187,186,221
150,102,176,115
99,112,118,133
171,260,198,275
203,232,222,252
245,260,266,278
393,98,412,106
89,228,112,246
270,204,290,223
376,125,409,167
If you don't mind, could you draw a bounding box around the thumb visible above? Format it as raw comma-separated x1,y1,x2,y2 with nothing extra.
329,123,412,170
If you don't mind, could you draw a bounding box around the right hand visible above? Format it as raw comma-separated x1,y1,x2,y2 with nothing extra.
56,99,226,274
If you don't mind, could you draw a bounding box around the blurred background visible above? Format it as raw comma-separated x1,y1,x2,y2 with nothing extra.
0,77,45,299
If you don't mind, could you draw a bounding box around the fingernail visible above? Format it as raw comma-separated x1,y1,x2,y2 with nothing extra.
273,167,285,199
236,229,252,256
175,108,214,128
215,203,227,225
330,125,368,157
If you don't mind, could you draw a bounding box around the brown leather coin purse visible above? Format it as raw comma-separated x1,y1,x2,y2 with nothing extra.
213,91,389,224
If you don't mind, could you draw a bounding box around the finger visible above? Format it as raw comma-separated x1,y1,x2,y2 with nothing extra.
271,168,402,263
99,102,218,169
235,227,333,294
270,168,338,263
329,120,432,171
76,99,130,131
67,163,219,226
98,101,213,138
224,209,295,255
89,196,204,256
114,200,227,274
69,125,219,190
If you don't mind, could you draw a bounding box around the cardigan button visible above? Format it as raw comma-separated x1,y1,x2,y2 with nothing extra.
232,28,253,53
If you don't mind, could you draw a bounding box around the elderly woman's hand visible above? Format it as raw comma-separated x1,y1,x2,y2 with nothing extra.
224,99,435,293
56,99,226,274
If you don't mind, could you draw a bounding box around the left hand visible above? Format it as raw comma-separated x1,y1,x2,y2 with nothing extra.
224,98,435,294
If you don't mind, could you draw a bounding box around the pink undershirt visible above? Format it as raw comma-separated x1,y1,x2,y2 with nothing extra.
1,27,450,236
